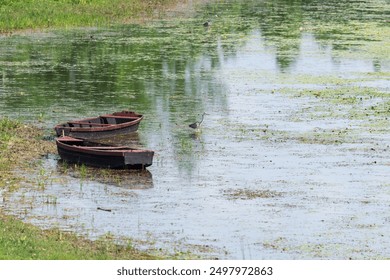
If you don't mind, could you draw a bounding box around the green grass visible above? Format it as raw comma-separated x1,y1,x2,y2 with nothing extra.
0,212,155,259
0,0,178,33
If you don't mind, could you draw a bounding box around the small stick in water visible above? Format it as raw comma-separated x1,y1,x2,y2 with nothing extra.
97,207,112,212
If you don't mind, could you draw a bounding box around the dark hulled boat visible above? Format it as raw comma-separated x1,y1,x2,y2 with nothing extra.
56,136,154,169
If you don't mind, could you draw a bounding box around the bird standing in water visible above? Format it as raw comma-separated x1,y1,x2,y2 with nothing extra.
189,112,207,129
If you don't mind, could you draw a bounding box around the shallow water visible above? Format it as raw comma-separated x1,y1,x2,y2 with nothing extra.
1,0,390,259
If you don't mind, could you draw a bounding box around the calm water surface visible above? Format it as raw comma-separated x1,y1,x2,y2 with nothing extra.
1,0,390,259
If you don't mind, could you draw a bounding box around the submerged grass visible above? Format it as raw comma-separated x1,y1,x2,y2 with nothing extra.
0,117,55,190
223,188,283,200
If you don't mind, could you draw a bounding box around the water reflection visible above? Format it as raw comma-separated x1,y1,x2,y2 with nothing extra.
1,0,387,116
0,0,389,259
57,161,154,190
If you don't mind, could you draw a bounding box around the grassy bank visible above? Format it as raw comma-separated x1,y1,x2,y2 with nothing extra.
0,0,179,33
0,118,156,259
0,212,156,259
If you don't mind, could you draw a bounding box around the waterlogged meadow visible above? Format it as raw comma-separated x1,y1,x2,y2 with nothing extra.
1,0,390,259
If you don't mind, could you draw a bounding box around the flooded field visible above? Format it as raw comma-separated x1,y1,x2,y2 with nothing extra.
1,0,390,259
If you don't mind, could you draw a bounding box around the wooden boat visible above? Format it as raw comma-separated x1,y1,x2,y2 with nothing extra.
56,136,154,169
54,111,143,139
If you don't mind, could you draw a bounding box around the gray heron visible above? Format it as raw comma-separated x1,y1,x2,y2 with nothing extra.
189,112,207,129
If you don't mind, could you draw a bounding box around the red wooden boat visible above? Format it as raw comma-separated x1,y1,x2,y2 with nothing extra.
54,111,143,139
56,136,154,169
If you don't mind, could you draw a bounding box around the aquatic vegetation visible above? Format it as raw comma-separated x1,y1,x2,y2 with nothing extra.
295,128,354,145
44,195,58,205
79,164,88,180
223,188,283,200
36,167,51,190
295,86,389,104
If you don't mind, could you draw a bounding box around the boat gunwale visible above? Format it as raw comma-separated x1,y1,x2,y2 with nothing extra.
56,137,154,157
54,112,143,133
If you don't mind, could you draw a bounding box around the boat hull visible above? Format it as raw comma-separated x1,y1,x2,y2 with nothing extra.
56,136,154,169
